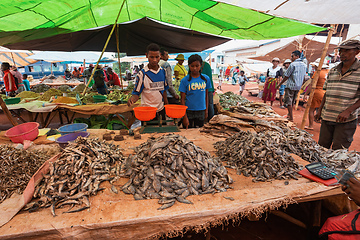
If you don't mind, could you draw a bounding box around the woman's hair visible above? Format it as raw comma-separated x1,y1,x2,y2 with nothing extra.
187,54,207,82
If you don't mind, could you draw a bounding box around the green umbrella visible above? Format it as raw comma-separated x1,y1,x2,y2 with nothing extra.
0,0,324,46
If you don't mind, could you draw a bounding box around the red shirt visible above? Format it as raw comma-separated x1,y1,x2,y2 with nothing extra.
108,72,120,86
3,69,17,92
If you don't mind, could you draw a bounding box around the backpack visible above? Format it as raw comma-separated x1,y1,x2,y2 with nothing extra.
12,74,19,88
93,70,105,88
319,210,360,240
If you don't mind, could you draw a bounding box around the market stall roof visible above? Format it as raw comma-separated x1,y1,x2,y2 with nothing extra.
218,0,360,24
249,37,338,63
4,18,230,55
27,51,115,64
0,51,37,67
0,0,324,52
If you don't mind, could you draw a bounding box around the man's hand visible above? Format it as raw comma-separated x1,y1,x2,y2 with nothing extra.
342,178,360,206
182,115,189,129
174,94,180,100
314,110,322,122
205,109,208,120
336,109,352,123
127,95,139,107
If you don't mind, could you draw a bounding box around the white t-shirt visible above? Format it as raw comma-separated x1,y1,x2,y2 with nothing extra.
267,66,281,78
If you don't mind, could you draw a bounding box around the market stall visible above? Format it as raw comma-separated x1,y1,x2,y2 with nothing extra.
0,129,344,240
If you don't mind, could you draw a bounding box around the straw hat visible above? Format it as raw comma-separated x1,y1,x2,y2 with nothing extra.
337,39,360,49
272,57,280,62
310,58,329,68
283,59,292,64
175,54,185,61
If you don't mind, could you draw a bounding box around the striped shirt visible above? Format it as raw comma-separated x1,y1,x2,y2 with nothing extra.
132,65,169,111
321,59,360,122
284,59,307,90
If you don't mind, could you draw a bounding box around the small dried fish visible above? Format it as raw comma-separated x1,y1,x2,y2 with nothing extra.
0,145,57,204
27,137,125,216
121,134,232,210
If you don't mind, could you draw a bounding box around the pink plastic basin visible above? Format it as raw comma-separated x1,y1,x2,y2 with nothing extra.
5,122,40,143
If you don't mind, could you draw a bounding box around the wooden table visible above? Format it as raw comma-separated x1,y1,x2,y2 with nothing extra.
0,129,348,240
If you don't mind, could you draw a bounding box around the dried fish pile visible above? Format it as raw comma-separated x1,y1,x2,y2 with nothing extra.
121,134,233,210
0,145,51,203
219,92,250,108
26,137,125,216
215,131,302,182
320,149,360,173
231,103,282,118
281,128,325,163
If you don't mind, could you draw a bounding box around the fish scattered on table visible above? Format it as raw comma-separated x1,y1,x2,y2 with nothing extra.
25,137,125,216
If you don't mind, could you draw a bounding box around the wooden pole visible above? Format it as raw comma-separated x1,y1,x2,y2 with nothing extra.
115,24,123,88
0,97,18,126
82,0,126,95
300,25,335,130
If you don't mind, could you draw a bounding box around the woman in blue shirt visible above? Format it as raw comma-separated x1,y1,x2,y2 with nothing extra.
179,54,211,129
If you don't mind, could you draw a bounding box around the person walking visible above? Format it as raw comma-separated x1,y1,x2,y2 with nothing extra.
303,58,329,130
315,39,360,150
238,70,248,96
279,59,291,108
262,57,283,106
277,50,307,121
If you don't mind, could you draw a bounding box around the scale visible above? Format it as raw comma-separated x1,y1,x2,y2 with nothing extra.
134,105,187,134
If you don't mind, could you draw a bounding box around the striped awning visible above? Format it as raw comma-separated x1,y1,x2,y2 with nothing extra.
0,51,37,67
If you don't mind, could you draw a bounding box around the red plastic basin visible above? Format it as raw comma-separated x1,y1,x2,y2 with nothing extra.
133,106,157,121
5,122,40,143
165,104,188,118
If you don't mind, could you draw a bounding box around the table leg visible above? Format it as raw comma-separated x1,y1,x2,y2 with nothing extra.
44,112,58,128
69,111,76,123
11,110,27,123
34,112,39,122
115,114,130,129
28,111,34,122
63,109,70,123
312,201,322,227
59,110,63,125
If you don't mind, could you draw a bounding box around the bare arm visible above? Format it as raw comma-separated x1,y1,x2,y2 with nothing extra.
8,73,13,90
127,95,139,106
174,71,179,80
277,76,288,89
162,91,168,105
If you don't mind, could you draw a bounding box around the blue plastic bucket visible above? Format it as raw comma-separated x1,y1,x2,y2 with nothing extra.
55,131,90,148
58,123,88,136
